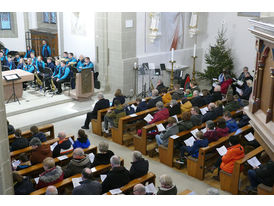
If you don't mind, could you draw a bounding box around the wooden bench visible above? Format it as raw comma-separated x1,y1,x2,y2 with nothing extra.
9,124,55,144
30,158,124,195
18,145,97,178
257,184,274,195
10,135,75,159
106,172,156,195
158,109,243,167
187,124,253,180
220,146,264,195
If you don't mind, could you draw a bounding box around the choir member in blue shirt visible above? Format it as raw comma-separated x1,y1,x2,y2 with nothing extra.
0,51,8,66
53,60,71,94
17,58,25,70
53,60,61,77
1,47,9,56
35,56,45,72
24,46,35,58
30,52,37,65
6,56,16,70
23,59,35,73
76,55,85,69
46,57,55,72
14,54,21,66
78,57,94,72
41,40,51,61
68,53,77,64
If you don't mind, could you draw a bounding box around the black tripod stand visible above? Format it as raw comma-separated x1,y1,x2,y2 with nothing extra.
7,79,20,104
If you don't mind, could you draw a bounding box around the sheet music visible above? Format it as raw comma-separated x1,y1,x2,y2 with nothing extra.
234,128,242,135
34,177,39,184
216,145,227,156
109,188,122,195
100,174,107,182
236,87,243,95
170,135,179,139
144,114,154,123
244,132,255,142
191,128,199,138
57,155,68,161
247,157,261,168
212,82,218,88
131,104,137,111
172,115,179,123
156,123,166,132
200,107,209,115
91,167,97,172
184,136,196,147
129,113,137,117
72,177,82,188
212,78,218,81
12,160,21,168
50,142,58,151
201,128,207,134
145,183,157,194
237,80,244,86
69,137,74,144
89,153,95,163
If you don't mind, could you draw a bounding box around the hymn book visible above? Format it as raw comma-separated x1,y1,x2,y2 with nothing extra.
109,188,122,195
50,142,58,151
184,136,196,147
145,183,157,194
131,104,137,111
170,135,179,139
190,128,199,138
72,177,82,188
57,155,68,161
144,114,154,123
216,145,227,156
200,107,209,115
129,113,137,117
100,174,107,182
247,157,261,168
156,123,166,132
236,87,243,95
88,153,95,163
201,128,207,134
244,132,255,142
172,115,179,123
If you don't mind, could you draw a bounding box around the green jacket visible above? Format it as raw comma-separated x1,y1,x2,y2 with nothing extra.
106,105,126,127
224,101,241,112
178,120,193,132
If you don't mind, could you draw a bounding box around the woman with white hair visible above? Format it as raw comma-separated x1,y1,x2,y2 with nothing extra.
239,79,253,100
91,141,114,167
129,151,149,180
157,174,177,195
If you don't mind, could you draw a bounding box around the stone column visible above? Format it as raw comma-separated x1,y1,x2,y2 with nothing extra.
0,65,14,195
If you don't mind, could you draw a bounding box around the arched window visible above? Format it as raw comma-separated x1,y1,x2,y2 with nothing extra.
43,12,57,24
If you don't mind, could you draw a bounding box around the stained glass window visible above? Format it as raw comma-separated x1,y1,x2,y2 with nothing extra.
0,12,11,30
43,12,50,23
43,12,57,24
50,12,56,24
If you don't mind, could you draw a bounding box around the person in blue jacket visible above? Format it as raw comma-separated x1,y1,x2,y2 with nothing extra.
2,47,9,56
78,57,94,72
76,55,85,69
0,51,8,66
35,56,45,72
24,58,35,73
53,60,71,94
24,46,35,58
46,57,55,72
53,60,61,77
68,53,77,64
136,98,148,113
6,56,16,70
73,129,91,149
17,58,25,70
30,52,37,65
41,40,51,61
14,53,21,66
223,111,239,133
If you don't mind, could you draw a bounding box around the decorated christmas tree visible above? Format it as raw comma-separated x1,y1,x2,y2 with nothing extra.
198,27,234,81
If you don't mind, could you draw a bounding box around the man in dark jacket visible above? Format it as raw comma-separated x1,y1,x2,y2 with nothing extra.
172,84,184,100
72,168,102,195
7,120,15,135
155,79,166,94
10,129,29,152
91,141,114,167
136,98,148,113
101,155,130,194
52,132,73,158
211,85,223,102
63,148,92,178
82,93,110,129
147,89,163,109
224,94,241,112
202,103,218,123
190,106,203,126
169,100,181,116
191,90,206,107
129,151,149,180
29,125,47,142
29,138,52,164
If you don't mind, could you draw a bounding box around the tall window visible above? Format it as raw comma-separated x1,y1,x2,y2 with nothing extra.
43,12,57,24
0,12,11,30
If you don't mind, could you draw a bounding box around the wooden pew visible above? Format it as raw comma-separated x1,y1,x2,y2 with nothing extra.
187,124,253,180
10,135,75,159
9,124,55,144
30,159,124,195
158,109,243,167
18,145,97,178
257,184,274,195
220,146,264,195
106,172,156,195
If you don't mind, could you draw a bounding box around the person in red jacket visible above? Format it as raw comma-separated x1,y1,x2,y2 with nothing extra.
204,120,219,143
36,157,64,189
210,135,245,180
149,101,169,124
215,118,229,138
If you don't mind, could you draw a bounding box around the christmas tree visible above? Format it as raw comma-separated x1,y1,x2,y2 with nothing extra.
198,27,234,81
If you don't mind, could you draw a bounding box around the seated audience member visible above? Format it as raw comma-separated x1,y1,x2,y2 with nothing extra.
155,117,178,148
189,80,200,93
92,141,114,167
29,137,52,165
215,118,229,138
7,120,15,135
224,94,241,112
29,125,47,142
104,100,126,134
210,136,244,179
10,129,29,152
72,168,102,195
157,174,177,195
155,79,166,94
180,97,193,112
191,90,206,107
53,60,71,95
52,132,74,158
135,98,148,113
36,157,64,189
23,58,35,73
211,85,222,102
238,66,249,82
177,131,208,164
162,88,172,104
24,46,35,58
223,111,238,133
63,148,92,178
76,54,85,69
112,89,125,106
202,89,211,104
73,129,91,149
169,99,181,116
13,172,34,195
246,160,274,193
101,155,130,194
239,79,253,101
190,106,203,126
221,75,233,95
129,151,149,180
204,120,219,143
202,103,218,123
147,89,162,109
172,84,184,100
82,93,110,129
45,186,58,195
178,112,193,132
149,101,169,124
17,58,25,70
215,100,224,117
184,89,192,97
46,57,55,72
14,153,31,171
133,184,147,195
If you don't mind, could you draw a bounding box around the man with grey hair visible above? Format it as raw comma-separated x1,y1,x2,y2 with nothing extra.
211,85,222,102
45,185,58,195
149,101,169,124
169,99,181,116
82,92,110,129
29,137,52,164
101,155,130,194
191,90,206,107
129,151,149,180
52,132,73,158
63,148,92,178
147,89,163,109
92,141,114,167
202,102,218,123
133,184,146,195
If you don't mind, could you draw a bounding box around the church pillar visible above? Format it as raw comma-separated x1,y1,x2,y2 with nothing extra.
0,65,14,195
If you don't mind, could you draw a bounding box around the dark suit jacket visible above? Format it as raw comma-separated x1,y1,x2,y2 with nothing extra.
191,96,206,107
90,98,110,119
147,96,162,109
129,158,149,180
202,110,218,123
72,179,102,195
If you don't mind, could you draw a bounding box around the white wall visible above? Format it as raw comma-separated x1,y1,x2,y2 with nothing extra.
62,12,95,61
0,12,26,52
198,12,257,77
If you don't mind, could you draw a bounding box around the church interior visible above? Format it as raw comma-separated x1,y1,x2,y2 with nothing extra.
0,1,273,201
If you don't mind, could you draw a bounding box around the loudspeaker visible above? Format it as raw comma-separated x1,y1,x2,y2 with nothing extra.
160,63,166,70
94,80,100,89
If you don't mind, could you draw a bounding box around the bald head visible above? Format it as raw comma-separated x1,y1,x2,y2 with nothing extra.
45,186,58,195
133,184,146,195
58,132,66,140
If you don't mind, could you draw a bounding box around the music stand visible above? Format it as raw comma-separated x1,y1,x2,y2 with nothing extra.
160,63,166,70
40,67,53,95
4,74,21,104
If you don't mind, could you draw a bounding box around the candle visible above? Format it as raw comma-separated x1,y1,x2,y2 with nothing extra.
193,43,197,57
171,48,174,61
